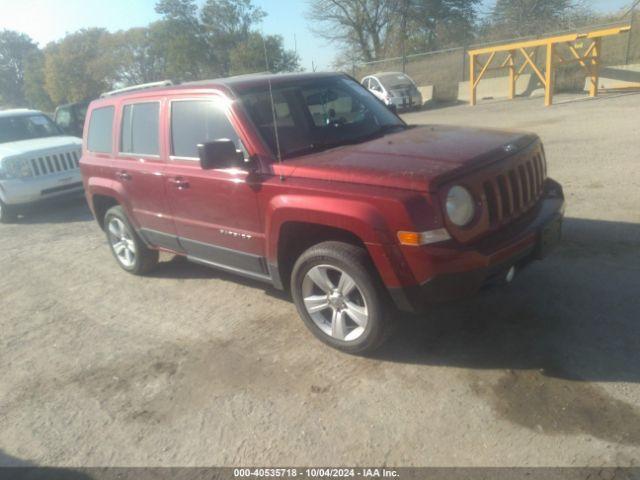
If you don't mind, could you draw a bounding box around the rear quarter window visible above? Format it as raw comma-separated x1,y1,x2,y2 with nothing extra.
87,106,115,153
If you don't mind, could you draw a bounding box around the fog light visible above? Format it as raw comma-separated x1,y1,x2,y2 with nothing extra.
505,266,516,283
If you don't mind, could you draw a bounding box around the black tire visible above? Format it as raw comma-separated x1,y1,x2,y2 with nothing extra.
290,241,393,354
104,205,158,275
0,199,17,224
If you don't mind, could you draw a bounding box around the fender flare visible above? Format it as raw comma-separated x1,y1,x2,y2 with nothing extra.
85,178,136,227
265,194,389,260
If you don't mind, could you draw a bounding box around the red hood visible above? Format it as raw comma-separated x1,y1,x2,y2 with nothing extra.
273,125,539,192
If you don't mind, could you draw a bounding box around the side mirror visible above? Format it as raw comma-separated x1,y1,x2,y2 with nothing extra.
198,139,245,170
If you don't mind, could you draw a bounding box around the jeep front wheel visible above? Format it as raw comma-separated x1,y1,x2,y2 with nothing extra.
290,241,392,354
0,199,17,224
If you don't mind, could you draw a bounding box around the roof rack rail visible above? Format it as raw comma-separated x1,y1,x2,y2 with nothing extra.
181,72,273,86
100,80,174,98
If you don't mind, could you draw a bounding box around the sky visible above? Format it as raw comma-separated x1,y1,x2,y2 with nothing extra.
0,0,632,71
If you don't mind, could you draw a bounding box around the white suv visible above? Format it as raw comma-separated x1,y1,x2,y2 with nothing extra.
0,109,83,222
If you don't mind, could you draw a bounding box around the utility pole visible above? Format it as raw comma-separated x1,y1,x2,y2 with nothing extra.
625,7,637,65
400,0,409,73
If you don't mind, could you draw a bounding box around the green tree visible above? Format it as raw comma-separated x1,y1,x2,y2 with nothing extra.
0,30,38,106
153,0,298,79
23,50,53,111
154,0,209,80
106,26,168,85
43,29,113,104
201,0,266,74
229,32,300,75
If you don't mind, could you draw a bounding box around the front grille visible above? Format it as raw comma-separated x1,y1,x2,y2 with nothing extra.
28,150,81,177
483,150,546,227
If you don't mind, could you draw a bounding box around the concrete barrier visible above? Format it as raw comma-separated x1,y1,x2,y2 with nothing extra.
457,74,532,102
584,63,640,91
417,85,434,104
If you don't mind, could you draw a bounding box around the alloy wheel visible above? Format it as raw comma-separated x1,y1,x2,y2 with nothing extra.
301,265,369,342
107,217,137,268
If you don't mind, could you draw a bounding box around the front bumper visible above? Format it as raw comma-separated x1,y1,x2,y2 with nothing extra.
389,180,565,313
0,171,83,206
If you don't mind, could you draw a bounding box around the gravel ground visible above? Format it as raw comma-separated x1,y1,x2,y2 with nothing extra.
1,92,640,468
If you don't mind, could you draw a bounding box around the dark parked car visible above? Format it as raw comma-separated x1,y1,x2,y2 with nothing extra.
80,72,564,353
54,100,89,138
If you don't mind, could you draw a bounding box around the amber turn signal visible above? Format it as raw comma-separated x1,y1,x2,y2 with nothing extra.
397,229,451,246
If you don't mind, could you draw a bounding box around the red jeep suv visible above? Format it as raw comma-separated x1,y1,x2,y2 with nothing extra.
80,73,564,353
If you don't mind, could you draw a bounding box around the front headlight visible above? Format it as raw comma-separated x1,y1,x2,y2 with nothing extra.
446,185,475,226
1,158,32,179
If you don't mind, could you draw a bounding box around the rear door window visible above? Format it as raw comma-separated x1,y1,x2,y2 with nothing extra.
87,106,115,153
120,102,160,156
170,100,242,158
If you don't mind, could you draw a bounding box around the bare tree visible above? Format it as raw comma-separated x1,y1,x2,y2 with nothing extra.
307,0,480,64
307,0,396,62
490,0,594,38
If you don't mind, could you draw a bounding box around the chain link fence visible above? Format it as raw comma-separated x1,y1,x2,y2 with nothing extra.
352,12,640,103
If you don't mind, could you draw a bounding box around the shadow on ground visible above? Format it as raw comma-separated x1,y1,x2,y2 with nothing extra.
12,196,93,225
8,195,640,385
144,215,640,386
372,217,640,384
0,450,92,479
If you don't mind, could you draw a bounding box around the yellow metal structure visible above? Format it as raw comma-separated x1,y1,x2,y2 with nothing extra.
468,25,632,106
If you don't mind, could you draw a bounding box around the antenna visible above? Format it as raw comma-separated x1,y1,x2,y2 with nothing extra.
262,34,284,179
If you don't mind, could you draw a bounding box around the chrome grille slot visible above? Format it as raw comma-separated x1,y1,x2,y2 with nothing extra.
481,148,548,229
24,150,80,176
30,158,40,176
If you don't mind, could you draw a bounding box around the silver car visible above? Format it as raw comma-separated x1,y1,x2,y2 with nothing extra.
361,72,422,110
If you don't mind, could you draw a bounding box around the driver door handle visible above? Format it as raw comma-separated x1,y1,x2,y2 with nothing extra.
168,177,190,190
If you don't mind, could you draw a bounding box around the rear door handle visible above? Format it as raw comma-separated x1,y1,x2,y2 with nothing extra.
168,177,189,190
116,170,131,181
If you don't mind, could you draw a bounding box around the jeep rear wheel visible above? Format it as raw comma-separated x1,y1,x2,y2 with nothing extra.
0,199,17,224
291,241,393,354
104,205,158,275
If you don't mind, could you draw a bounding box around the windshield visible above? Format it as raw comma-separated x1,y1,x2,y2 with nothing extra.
378,74,415,90
238,76,405,159
0,114,63,144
